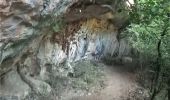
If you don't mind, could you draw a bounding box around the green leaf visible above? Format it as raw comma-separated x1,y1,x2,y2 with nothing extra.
52,24,60,32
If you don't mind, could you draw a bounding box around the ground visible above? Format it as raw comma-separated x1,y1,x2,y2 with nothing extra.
0,61,149,100
69,64,138,100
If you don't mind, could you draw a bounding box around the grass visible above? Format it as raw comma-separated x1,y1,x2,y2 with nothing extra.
70,60,105,91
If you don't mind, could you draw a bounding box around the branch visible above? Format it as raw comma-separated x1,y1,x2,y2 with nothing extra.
0,40,31,78
151,19,169,100
0,68,12,79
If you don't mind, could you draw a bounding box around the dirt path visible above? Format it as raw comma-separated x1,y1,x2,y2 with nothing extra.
71,65,138,100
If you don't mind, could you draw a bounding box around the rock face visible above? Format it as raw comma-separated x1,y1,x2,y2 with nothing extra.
0,0,132,99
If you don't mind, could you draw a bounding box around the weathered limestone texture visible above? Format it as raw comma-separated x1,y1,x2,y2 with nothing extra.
0,0,131,99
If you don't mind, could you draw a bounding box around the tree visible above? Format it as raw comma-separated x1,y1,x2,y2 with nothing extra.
126,0,170,99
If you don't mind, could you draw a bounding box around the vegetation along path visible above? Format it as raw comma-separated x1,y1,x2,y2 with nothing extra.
71,64,145,100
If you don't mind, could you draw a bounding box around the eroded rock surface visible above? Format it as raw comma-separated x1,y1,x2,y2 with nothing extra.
0,0,134,99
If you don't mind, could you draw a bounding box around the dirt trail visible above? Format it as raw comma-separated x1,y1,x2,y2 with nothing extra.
71,65,138,100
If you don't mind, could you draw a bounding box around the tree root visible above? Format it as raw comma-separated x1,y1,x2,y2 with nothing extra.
16,63,38,95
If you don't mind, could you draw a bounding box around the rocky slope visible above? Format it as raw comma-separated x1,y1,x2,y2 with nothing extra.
0,0,135,99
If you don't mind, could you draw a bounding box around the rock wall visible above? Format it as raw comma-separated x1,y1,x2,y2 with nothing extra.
0,0,78,98
0,0,132,99
0,0,130,72
34,18,131,82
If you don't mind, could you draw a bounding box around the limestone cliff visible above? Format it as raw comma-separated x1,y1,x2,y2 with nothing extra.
0,0,132,99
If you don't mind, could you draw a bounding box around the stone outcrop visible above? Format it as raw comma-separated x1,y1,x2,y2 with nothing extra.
0,0,132,99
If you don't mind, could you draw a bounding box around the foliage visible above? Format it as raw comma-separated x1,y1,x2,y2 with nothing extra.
125,0,170,99
71,60,105,91
47,75,69,96
127,0,170,54
44,60,105,98
35,15,65,33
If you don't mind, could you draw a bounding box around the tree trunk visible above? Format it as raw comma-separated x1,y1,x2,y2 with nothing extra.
168,90,170,100
151,21,169,100
168,78,170,100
